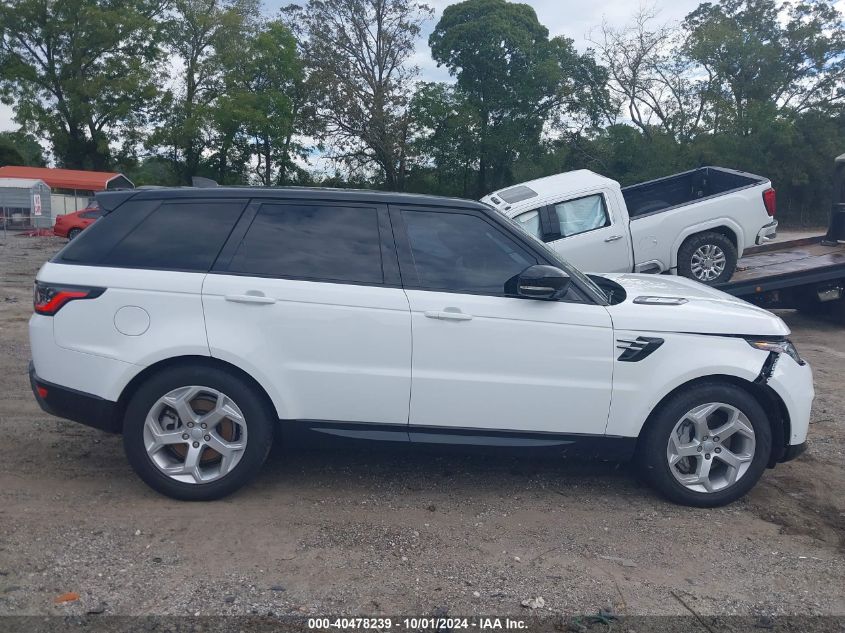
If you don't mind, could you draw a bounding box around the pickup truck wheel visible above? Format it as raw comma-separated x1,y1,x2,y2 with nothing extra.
637,382,772,507
678,232,737,285
123,365,274,500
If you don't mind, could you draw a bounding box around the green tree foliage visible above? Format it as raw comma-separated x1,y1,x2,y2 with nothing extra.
590,8,710,142
427,0,608,196
0,0,166,170
149,0,260,184
286,0,433,190
0,130,46,166
218,20,307,185
0,0,842,227
406,82,478,196
684,0,845,134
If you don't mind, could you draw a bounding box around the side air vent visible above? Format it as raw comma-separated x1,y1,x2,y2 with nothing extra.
617,336,664,362
633,296,688,306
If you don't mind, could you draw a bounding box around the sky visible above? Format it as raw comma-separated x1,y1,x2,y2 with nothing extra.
0,0,706,134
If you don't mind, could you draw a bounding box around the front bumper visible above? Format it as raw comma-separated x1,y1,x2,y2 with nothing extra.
29,361,121,433
780,441,807,463
764,351,813,467
756,219,778,245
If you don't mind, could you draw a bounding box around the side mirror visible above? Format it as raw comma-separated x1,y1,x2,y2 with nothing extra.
507,265,571,300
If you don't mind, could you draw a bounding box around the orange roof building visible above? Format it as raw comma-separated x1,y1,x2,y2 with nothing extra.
0,166,133,192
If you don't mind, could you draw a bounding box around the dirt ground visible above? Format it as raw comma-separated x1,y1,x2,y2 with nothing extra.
0,235,843,619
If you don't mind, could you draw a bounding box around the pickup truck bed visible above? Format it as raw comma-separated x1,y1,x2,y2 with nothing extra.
717,235,845,309
622,167,766,218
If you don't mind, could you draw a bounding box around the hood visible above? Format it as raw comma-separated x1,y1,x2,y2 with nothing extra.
599,273,789,337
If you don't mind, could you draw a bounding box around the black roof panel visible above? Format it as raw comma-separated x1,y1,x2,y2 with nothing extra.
97,186,489,213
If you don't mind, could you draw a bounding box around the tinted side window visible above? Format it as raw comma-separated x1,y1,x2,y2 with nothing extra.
401,210,535,294
54,198,161,265
226,204,383,284
79,209,102,219
101,201,245,271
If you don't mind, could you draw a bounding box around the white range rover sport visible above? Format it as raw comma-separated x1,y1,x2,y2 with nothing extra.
28,188,813,505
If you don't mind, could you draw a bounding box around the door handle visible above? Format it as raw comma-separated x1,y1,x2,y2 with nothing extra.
424,309,473,321
604,234,624,242
224,292,276,305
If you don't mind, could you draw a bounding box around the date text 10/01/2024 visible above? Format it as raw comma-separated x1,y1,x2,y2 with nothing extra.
306,617,529,630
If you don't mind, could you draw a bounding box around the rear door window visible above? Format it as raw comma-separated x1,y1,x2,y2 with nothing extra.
224,203,384,284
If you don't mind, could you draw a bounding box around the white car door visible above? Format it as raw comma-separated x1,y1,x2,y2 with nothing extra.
393,206,615,438
202,200,412,428
514,192,632,273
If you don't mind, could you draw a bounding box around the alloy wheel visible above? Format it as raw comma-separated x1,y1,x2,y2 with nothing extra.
690,244,727,281
666,402,756,493
143,385,248,484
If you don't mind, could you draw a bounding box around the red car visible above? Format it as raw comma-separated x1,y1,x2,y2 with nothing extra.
53,204,102,240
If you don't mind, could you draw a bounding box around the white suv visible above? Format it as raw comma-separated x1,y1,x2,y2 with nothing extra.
29,188,813,505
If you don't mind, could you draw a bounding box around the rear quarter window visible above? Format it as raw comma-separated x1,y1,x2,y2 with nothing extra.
55,198,247,272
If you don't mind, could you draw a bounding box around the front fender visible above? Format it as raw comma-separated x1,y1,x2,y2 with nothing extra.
605,331,769,437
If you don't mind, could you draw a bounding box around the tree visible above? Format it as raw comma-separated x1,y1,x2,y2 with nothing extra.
285,0,433,190
407,82,479,196
590,9,710,143
0,0,166,170
0,130,45,166
149,0,260,184
429,0,608,196
684,0,845,135
218,20,308,186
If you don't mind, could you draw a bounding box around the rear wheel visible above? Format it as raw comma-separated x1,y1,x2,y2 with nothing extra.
123,365,274,500
677,231,737,285
67,228,82,240
637,382,772,507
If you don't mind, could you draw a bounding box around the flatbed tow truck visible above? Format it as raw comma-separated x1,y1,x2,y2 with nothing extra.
718,153,845,318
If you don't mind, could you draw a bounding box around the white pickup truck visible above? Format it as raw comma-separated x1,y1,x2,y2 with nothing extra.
481,167,778,285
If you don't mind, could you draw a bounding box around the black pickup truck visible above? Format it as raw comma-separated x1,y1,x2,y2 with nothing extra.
717,153,845,318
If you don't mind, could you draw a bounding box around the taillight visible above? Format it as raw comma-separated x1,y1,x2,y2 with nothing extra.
762,187,776,216
33,282,105,316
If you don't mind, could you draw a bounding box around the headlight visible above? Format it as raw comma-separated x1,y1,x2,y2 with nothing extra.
746,338,805,365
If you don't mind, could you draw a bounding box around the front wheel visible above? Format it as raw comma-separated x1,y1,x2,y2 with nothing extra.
637,382,772,507
677,231,737,285
123,365,274,500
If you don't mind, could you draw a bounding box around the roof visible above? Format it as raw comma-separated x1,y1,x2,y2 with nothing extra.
97,186,490,213
0,177,48,189
0,166,133,191
482,170,619,218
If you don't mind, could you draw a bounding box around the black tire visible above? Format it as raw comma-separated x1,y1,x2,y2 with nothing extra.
67,228,82,240
677,231,737,285
123,364,274,500
636,382,772,507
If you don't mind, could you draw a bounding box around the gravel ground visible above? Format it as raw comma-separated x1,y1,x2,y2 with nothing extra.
0,235,843,619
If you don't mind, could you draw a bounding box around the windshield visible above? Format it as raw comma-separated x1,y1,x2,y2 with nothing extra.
502,214,609,304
